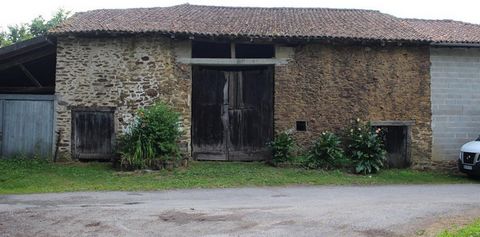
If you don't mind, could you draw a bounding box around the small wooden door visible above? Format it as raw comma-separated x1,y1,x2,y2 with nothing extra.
375,126,409,168
72,108,115,160
192,66,273,161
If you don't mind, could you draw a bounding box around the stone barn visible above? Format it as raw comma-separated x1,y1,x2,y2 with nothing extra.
42,4,480,169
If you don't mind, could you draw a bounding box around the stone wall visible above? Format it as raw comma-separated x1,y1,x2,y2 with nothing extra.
274,44,432,166
430,47,480,161
55,36,191,159
56,37,435,167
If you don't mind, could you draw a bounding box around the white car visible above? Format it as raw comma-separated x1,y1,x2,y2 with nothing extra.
459,137,480,176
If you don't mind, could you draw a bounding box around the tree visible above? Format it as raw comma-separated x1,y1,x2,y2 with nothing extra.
5,24,32,43
0,9,70,47
30,9,70,37
0,31,10,46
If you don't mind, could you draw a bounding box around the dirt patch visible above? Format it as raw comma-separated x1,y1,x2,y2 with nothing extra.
85,221,101,227
223,206,290,211
123,202,143,205
357,228,403,237
406,208,480,237
80,204,116,208
157,210,241,225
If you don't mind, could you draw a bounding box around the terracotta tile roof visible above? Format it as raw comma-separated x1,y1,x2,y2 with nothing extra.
50,4,480,44
402,18,480,44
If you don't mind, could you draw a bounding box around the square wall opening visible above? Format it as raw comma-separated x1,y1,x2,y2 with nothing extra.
372,121,413,169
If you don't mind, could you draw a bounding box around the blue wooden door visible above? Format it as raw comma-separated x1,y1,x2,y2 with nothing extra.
0,95,54,157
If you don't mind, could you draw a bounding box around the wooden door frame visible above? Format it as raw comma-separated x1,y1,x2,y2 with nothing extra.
70,106,116,160
371,120,414,168
190,65,274,161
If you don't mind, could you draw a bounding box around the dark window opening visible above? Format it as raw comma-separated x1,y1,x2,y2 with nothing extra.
235,44,275,58
192,41,231,58
296,121,307,132
0,54,56,94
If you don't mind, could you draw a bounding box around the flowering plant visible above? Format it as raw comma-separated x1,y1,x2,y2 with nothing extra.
346,119,386,174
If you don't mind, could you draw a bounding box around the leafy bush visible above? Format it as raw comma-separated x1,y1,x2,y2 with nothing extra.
346,119,386,174
268,131,296,165
304,132,347,170
118,102,181,170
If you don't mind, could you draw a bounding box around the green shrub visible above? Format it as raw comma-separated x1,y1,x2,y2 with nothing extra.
346,119,386,174
304,132,347,170
268,131,296,165
118,102,181,170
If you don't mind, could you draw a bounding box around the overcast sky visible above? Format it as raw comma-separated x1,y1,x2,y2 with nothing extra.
1,0,479,30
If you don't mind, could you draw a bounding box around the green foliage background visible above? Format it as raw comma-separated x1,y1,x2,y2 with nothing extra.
304,132,348,170
268,131,296,165
0,9,70,47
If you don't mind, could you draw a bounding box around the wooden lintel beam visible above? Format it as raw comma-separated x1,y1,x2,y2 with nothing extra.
0,86,54,94
18,64,42,87
176,58,289,65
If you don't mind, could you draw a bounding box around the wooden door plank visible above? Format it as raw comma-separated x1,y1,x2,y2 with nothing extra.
228,66,273,161
2,100,53,157
191,66,228,160
192,66,273,161
72,110,114,160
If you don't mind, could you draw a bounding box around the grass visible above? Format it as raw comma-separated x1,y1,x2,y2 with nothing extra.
437,219,480,237
0,159,477,194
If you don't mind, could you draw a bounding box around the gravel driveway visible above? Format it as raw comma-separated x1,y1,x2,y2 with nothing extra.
1,184,480,237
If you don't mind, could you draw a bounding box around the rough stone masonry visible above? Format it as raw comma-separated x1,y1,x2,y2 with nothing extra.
55,35,434,168
55,35,191,159
275,44,432,168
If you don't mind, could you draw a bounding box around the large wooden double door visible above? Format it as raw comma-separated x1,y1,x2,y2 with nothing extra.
192,66,273,161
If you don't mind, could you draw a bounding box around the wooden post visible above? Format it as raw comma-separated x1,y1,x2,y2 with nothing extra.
18,64,42,87
230,43,236,58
